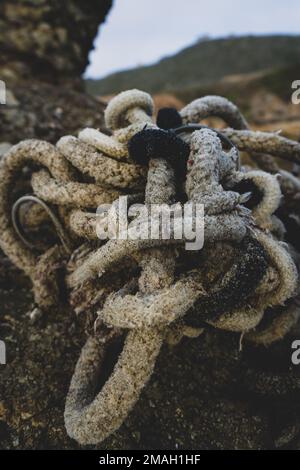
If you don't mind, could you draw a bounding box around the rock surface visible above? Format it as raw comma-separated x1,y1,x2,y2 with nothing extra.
0,81,107,144
0,0,112,81
0,0,113,143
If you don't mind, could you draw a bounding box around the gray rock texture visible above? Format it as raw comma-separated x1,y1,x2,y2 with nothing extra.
0,0,113,143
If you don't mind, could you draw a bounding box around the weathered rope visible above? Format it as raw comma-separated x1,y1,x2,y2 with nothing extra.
12,195,73,253
65,114,177,445
0,90,156,308
65,125,297,445
180,95,300,198
222,129,300,165
0,89,298,446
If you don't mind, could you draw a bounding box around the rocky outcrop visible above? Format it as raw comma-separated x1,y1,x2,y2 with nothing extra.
0,0,112,82
0,0,113,143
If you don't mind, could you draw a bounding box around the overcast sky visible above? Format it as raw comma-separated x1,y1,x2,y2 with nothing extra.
85,0,300,79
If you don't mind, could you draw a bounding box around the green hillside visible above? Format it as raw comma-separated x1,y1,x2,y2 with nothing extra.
172,63,300,105
86,35,300,96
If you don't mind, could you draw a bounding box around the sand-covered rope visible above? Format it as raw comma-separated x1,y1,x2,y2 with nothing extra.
0,89,298,446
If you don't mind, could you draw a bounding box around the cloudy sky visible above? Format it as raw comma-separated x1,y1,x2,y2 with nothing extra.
85,0,300,78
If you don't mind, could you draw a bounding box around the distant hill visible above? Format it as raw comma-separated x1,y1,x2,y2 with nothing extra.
86,35,300,97
172,63,300,104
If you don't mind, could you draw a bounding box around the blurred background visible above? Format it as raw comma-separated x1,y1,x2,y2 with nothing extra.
1,0,300,147
86,0,300,138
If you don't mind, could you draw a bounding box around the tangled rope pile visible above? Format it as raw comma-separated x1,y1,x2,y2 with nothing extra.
0,89,299,445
